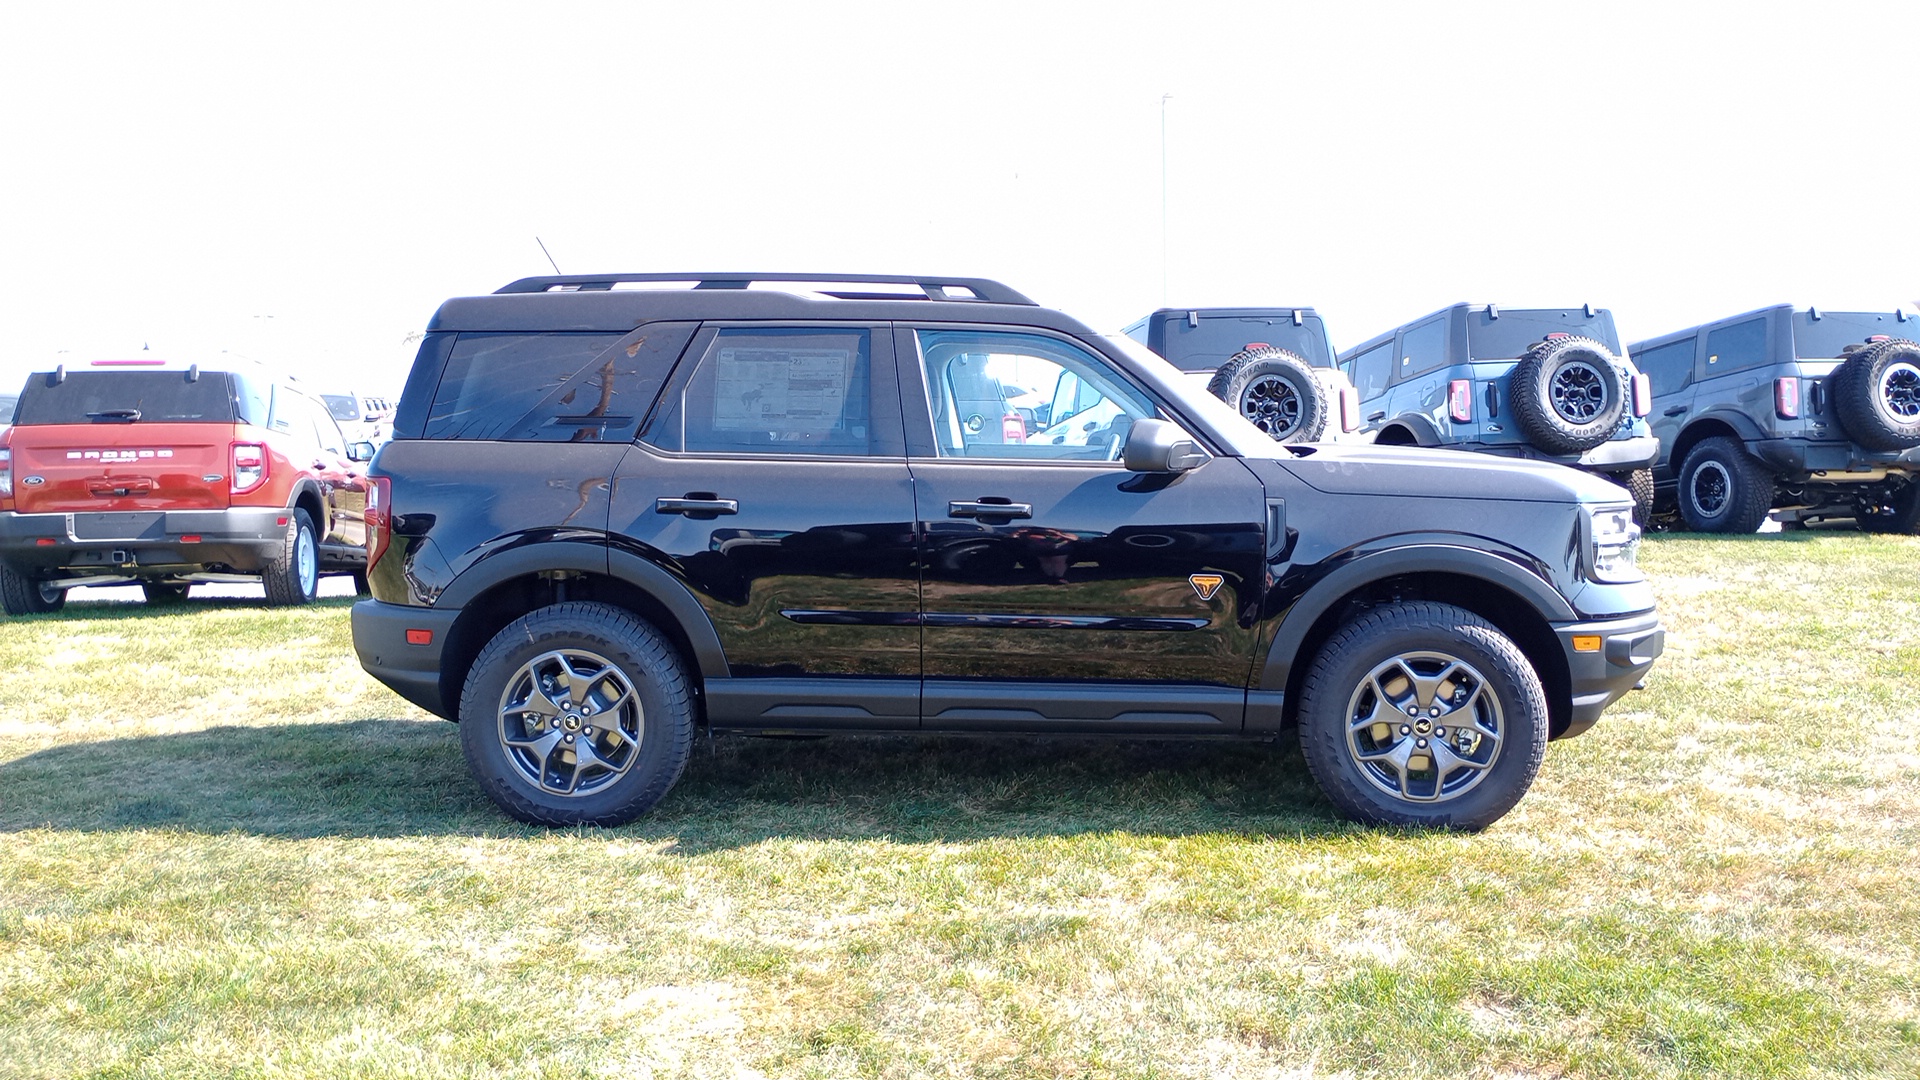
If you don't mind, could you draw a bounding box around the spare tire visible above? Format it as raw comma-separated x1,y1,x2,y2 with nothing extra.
1508,336,1628,454
1830,338,1920,451
1207,346,1329,443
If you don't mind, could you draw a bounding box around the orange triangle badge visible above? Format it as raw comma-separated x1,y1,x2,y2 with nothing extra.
1189,573,1225,601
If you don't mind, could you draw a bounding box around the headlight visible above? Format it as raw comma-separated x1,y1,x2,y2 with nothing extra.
1586,504,1641,583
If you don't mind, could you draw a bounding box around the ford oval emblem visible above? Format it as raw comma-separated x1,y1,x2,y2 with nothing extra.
21,476,44,485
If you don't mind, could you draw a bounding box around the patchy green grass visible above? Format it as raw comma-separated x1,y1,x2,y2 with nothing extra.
1,538,1917,1079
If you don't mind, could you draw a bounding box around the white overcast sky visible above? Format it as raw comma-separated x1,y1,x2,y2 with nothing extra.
3,0,1916,395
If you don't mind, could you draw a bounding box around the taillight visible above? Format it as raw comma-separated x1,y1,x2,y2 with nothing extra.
1448,379,1473,423
1632,372,1652,418
231,443,267,494
0,448,11,500
1001,411,1027,444
366,475,393,571
1340,387,1360,433
1775,377,1800,420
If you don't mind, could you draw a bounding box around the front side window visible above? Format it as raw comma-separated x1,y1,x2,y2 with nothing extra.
648,328,874,455
915,329,1155,461
1705,318,1769,374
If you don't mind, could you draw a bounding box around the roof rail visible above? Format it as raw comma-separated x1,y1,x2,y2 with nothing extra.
493,272,1036,305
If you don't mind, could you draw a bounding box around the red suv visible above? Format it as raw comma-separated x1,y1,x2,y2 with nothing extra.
0,357,374,613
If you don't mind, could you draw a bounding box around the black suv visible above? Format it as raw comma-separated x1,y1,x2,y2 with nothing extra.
1339,304,1659,523
352,274,1663,831
1629,306,1920,532
1122,307,1360,443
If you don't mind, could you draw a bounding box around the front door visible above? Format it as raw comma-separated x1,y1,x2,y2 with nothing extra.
898,325,1268,734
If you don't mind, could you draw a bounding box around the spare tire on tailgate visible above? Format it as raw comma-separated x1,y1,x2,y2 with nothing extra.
1207,346,1329,443
1508,336,1628,454
1830,338,1920,451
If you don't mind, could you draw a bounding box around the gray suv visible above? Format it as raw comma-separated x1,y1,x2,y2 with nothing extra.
1629,306,1920,532
1339,304,1658,523
1123,307,1360,443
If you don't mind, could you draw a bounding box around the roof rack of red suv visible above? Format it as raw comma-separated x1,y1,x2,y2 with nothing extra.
493,272,1036,305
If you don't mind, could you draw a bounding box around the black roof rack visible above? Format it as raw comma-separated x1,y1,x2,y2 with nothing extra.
493,273,1036,306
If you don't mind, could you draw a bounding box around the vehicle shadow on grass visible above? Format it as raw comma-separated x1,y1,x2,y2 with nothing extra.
0,719,1350,847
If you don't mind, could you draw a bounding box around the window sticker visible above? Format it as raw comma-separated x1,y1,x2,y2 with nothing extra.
710,347,851,432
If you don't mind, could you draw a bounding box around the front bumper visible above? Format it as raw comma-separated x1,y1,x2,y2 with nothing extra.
1555,609,1664,739
351,598,461,719
0,507,292,578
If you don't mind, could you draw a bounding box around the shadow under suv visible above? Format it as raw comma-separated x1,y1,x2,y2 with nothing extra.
351,273,1662,832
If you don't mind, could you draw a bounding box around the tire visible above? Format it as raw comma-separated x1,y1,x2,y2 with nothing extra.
1508,336,1628,454
459,602,693,827
1856,483,1920,535
1206,347,1329,443
141,582,192,605
1830,338,1920,451
1296,602,1547,831
0,561,65,615
1677,436,1774,534
1614,467,1655,528
261,509,319,606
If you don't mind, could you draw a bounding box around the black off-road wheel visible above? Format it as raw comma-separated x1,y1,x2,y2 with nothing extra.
1296,602,1548,831
1614,467,1655,528
459,602,693,827
0,561,65,615
261,509,319,606
1508,336,1628,454
141,582,192,606
1856,483,1920,535
1831,338,1920,451
1677,436,1774,534
1206,346,1330,443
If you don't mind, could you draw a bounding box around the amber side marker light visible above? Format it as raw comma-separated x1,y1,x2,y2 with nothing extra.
405,629,434,646
1572,635,1602,653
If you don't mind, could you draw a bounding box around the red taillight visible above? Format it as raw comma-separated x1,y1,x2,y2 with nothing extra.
405,629,433,646
1001,411,1027,444
0,447,10,502
1448,379,1473,423
1632,373,1652,418
1775,377,1800,420
366,475,393,571
1340,387,1360,433
231,442,267,494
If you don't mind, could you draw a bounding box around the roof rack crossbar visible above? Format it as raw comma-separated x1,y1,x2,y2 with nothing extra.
494,273,1036,305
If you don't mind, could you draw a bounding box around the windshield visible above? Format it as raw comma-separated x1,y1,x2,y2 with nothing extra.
1792,311,1917,358
320,393,362,421
1102,335,1283,458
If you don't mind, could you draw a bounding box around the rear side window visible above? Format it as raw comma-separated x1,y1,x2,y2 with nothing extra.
1347,341,1395,399
424,326,695,441
1705,318,1769,375
1634,339,1696,396
13,370,240,425
647,328,875,455
1397,318,1450,379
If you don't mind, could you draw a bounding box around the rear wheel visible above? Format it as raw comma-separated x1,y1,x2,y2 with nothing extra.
1613,467,1655,528
1677,437,1773,534
0,562,65,615
1296,602,1547,831
261,509,319,606
459,602,693,826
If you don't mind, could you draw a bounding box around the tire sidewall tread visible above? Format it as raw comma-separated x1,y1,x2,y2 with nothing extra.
1508,337,1627,454
1207,347,1330,443
1677,436,1774,534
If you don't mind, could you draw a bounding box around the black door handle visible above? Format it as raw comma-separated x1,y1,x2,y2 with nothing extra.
657,496,739,516
1367,411,1387,423
948,500,1032,520
1663,406,1688,417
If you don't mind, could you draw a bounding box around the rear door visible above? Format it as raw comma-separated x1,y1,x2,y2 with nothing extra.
899,324,1268,734
5,369,235,515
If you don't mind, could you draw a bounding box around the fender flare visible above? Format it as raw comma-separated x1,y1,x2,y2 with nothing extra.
1380,413,1445,446
435,538,731,680
1257,543,1574,693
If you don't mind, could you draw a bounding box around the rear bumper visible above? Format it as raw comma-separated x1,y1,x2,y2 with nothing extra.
1554,609,1664,739
1458,435,1658,473
0,508,292,579
351,598,460,719
1747,438,1920,480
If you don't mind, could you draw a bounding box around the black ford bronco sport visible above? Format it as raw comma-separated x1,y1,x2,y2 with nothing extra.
352,274,1663,831
1628,306,1920,533
1339,304,1659,523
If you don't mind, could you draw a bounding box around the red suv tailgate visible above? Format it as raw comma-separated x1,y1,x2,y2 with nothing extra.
5,423,231,513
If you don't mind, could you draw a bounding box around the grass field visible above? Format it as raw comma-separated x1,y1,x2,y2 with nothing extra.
2,535,1917,1079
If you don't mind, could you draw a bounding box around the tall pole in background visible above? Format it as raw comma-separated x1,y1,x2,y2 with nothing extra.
1160,93,1172,306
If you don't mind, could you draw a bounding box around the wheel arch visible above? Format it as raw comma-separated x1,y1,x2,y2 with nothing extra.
1375,415,1440,446
433,540,729,725
288,480,328,535
1259,548,1576,738
1668,414,1763,473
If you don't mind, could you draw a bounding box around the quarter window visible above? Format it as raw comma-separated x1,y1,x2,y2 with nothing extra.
1348,341,1395,399
425,327,694,442
1704,318,1769,374
915,329,1155,461
1398,317,1450,379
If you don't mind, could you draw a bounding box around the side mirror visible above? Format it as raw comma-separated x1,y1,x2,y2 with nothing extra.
347,441,376,463
1122,418,1209,473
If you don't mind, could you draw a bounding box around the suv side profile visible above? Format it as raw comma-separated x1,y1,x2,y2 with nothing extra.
1339,304,1658,523
0,357,374,612
352,273,1662,832
1629,306,1920,533
1123,307,1361,444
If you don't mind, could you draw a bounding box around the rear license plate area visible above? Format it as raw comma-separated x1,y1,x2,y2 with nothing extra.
70,512,165,541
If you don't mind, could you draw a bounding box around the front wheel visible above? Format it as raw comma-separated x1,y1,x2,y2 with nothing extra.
1296,602,1547,830
459,602,693,826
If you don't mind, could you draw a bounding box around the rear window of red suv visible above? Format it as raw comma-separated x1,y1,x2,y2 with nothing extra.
14,370,243,425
